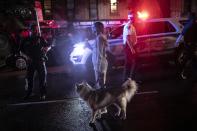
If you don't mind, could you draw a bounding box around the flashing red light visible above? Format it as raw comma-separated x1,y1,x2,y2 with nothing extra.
137,11,149,20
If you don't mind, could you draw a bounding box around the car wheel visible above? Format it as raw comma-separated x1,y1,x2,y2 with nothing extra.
15,56,27,70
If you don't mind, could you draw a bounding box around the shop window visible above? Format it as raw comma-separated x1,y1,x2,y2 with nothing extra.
89,0,98,20
110,0,118,14
66,0,75,20
44,0,52,19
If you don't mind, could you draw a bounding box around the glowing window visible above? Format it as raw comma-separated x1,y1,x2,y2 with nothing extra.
66,0,75,20
89,0,98,20
44,0,52,19
110,0,118,14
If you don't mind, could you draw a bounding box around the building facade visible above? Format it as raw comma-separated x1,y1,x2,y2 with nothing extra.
41,0,197,21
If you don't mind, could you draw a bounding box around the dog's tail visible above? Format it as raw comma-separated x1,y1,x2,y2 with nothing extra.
125,78,138,102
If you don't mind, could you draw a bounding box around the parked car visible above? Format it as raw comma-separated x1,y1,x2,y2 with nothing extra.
3,20,70,69
70,18,184,69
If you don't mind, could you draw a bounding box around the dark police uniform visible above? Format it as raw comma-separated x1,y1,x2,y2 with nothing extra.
183,21,197,80
21,34,50,99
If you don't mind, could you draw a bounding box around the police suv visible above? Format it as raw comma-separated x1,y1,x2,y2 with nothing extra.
70,18,184,69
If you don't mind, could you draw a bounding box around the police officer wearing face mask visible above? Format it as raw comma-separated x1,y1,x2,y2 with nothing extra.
21,24,51,100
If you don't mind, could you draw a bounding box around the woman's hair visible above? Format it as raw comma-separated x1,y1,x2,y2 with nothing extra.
93,22,104,33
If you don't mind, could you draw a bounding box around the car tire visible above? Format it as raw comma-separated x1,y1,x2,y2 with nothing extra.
15,56,27,70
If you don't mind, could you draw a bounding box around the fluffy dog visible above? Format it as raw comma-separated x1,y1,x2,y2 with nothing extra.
75,78,138,124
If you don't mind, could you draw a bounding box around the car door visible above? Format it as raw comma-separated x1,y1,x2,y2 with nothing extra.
107,19,179,65
135,21,178,56
107,25,125,61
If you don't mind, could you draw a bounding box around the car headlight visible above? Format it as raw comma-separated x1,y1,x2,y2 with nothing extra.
70,42,86,64
73,43,85,55
70,41,92,65
72,55,83,62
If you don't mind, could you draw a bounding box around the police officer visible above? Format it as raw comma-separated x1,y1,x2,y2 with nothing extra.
123,11,138,81
176,13,197,79
21,24,51,100
181,12,197,80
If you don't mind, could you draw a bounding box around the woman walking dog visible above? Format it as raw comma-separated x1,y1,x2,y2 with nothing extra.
85,22,108,89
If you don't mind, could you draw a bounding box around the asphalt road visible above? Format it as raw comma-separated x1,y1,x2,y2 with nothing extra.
0,63,197,131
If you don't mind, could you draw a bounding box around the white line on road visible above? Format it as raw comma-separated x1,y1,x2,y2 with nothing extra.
8,97,79,106
136,91,159,95
8,91,159,106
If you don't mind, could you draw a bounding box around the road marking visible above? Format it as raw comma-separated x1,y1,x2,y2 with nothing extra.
8,97,79,106
8,91,159,106
136,90,159,95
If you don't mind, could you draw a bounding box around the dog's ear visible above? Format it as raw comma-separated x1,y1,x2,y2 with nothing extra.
127,78,132,81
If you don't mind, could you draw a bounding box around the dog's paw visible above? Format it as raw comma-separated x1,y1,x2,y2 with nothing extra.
89,122,95,127
96,113,101,119
120,114,126,120
122,116,126,120
114,112,120,116
100,108,107,114
119,112,126,120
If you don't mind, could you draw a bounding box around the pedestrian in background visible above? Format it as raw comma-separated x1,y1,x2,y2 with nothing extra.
180,12,197,80
123,11,138,81
176,12,197,79
21,24,51,100
85,22,108,89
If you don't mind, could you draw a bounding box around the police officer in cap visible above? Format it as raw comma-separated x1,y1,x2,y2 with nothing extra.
21,24,51,100
123,11,138,81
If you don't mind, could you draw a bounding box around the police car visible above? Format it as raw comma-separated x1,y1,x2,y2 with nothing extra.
70,18,184,68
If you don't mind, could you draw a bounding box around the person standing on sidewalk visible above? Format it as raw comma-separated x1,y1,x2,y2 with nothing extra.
21,24,51,100
85,22,108,89
123,11,138,81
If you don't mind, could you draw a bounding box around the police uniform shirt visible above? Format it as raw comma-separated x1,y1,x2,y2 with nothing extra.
123,22,137,45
